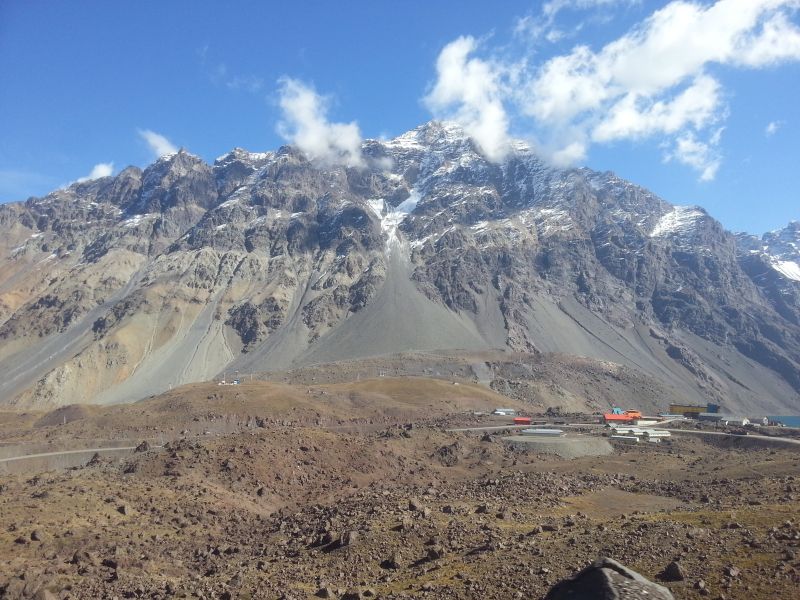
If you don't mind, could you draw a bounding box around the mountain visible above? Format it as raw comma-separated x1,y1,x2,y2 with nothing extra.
0,122,799,413
735,222,800,328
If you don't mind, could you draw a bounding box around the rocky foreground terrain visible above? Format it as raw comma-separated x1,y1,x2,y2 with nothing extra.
1,378,798,599
0,121,798,414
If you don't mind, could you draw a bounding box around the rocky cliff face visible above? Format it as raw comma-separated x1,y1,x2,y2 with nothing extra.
735,222,800,329
0,123,798,413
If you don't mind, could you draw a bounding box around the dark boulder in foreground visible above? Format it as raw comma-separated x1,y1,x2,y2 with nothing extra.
545,557,674,599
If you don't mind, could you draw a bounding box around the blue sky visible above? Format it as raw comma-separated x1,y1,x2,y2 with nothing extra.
0,0,798,234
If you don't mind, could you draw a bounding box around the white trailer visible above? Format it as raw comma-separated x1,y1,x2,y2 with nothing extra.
611,426,646,436
641,429,671,439
610,435,639,444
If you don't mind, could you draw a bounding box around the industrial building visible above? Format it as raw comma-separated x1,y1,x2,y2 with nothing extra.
668,403,721,417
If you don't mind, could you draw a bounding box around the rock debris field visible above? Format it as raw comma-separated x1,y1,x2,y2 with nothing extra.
1,378,799,599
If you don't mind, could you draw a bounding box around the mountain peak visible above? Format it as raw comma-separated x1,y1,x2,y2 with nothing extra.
142,148,206,178
214,147,272,166
384,120,472,151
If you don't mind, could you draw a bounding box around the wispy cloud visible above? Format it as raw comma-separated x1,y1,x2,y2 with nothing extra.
666,132,721,182
514,0,639,45
276,78,364,167
76,162,114,183
428,0,800,179
199,46,264,94
543,0,639,20
226,74,264,93
423,36,512,162
765,120,785,136
138,129,178,159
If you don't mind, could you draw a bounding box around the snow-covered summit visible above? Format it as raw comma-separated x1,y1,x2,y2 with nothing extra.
383,121,472,152
380,120,536,162
736,221,800,282
151,147,198,164
214,147,273,167
760,221,800,282
763,220,800,259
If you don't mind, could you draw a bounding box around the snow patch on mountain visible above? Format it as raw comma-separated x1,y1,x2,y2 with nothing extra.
123,213,158,228
516,207,574,236
771,260,800,282
650,206,704,238
367,189,421,253
218,196,242,209
214,149,271,165
738,221,800,283
384,130,425,152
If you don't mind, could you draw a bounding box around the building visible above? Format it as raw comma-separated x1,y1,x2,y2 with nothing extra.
669,403,721,417
492,408,517,416
697,412,725,422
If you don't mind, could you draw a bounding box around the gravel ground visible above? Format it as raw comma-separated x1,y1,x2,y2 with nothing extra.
1,381,799,599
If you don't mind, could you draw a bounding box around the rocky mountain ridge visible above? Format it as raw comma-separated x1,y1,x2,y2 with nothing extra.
0,121,798,413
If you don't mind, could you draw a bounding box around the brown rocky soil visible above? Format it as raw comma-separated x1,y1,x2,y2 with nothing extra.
1,377,799,599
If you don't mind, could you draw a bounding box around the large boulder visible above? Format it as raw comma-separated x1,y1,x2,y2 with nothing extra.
545,557,674,599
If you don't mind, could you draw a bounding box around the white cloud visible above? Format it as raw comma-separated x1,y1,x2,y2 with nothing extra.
765,119,784,135
276,78,364,168
524,1,800,122
733,9,800,67
76,162,114,183
545,28,567,43
591,75,722,142
434,0,800,179
515,1,638,43
543,0,639,21
667,132,721,182
423,36,511,162
551,140,589,166
138,129,178,159
524,0,800,178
